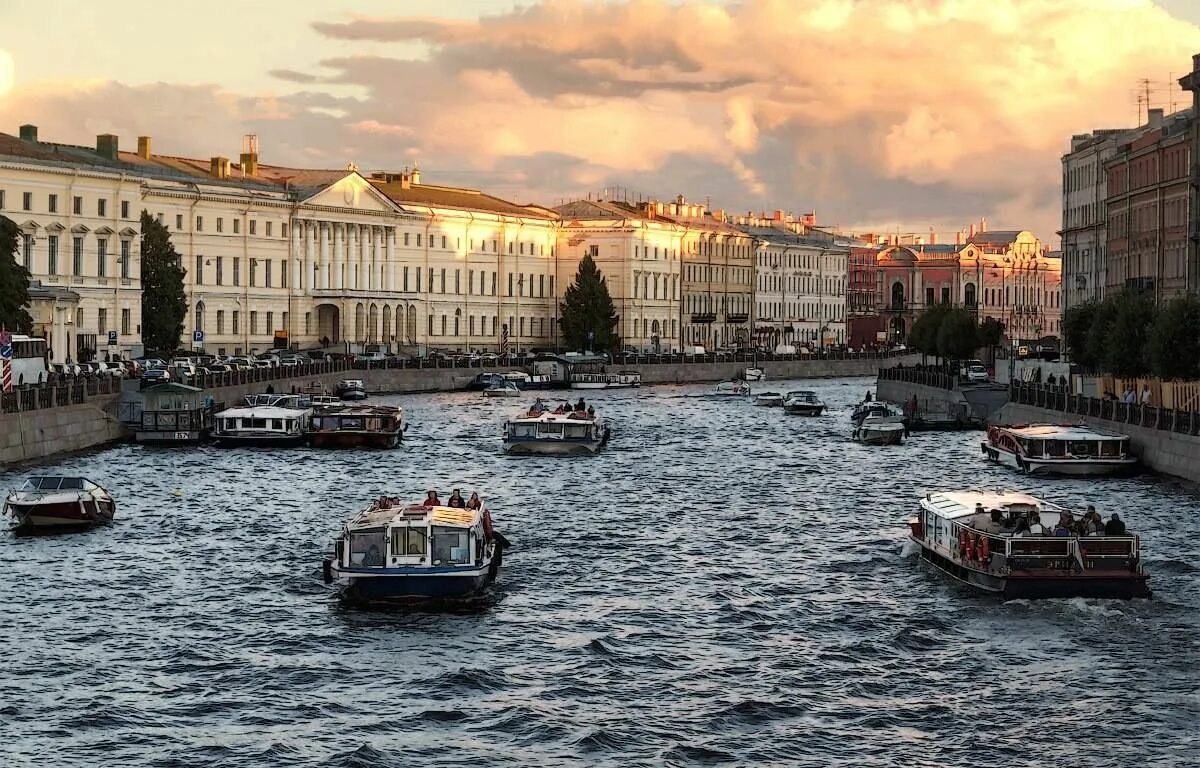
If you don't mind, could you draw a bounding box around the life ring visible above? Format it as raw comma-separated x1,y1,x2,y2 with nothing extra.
958,529,970,559
977,534,990,563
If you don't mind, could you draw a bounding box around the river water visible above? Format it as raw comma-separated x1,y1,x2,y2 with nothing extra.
1,377,1197,767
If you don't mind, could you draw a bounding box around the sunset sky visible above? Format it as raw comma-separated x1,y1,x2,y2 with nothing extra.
2,0,1200,242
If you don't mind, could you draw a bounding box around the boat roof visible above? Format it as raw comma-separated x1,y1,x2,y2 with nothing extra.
349,501,483,530
922,490,1066,520
339,379,365,386
998,423,1128,441
20,476,101,491
509,409,597,422
215,405,311,418
316,404,402,416
785,390,818,397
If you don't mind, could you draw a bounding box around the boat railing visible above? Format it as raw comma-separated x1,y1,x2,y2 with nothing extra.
1004,534,1139,571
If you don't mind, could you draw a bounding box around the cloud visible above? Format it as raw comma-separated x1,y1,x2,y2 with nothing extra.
0,49,13,98
3,0,1199,240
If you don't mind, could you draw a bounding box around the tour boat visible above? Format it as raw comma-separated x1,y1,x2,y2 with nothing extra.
569,370,642,389
213,394,312,447
323,495,506,605
852,402,906,445
782,390,826,416
483,380,522,398
4,476,116,533
309,404,407,449
909,490,1150,599
503,407,611,454
982,424,1137,476
715,380,751,396
743,367,765,382
337,379,368,401
753,391,785,407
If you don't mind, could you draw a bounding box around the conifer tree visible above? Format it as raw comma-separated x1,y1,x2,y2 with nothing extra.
140,210,187,355
559,254,619,352
0,215,33,334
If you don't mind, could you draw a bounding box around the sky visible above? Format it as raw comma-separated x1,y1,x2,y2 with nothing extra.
2,0,1200,243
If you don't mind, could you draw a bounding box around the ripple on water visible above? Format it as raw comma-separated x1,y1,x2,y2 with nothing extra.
1,377,1198,768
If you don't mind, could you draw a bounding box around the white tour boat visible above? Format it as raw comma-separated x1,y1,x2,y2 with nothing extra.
483,380,522,398
569,370,642,389
982,423,1137,476
909,489,1150,599
743,367,765,382
753,391,785,407
323,495,506,605
852,402,905,445
715,380,751,396
213,394,312,447
782,390,826,416
503,405,610,454
4,476,116,533
337,379,368,401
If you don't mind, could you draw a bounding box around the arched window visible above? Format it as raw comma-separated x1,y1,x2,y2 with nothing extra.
964,283,977,307
891,282,905,310
195,301,205,333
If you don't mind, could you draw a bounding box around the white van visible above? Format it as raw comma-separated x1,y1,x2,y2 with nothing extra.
682,345,707,356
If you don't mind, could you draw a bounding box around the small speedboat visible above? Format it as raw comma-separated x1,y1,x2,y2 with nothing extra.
483,380,522,398
323,494,506,605
4,476,115,533
753,391,785,407
715,380,751,396
852,402,906,445
743,367,765,382
782,390,825,416
337,379,368,401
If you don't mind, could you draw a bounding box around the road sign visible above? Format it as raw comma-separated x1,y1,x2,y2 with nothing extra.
193,330,204,343
108,330,118,346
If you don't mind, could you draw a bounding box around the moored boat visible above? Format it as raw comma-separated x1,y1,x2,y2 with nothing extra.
309,404,407,448
852,402,905,445
743,367,765,382
483,380,522,398
753,391,785,407
782,390,825,416
569,370,641,389
715,379,751,396
323,494,506,604
213,394,312,447
337,379,368,401
503,403,610,454
909,489,1150,599
4,476,115,533
982,423,1137,476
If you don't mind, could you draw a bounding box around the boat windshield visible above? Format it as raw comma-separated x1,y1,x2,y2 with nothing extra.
390,527,428,558
431,526,471,565
23,477,88,491
349,529,387,567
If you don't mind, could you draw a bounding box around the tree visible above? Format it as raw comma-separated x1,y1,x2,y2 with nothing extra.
1103,288,1156,378
140,210,187,356
936,307,981,361
1148,296,1200,379
907,303,951,360
1084,296,1117,375
559,254,619,352
1062,301,1099,369
0,216,34,334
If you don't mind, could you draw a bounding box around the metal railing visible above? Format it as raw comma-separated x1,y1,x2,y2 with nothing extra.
1009,382,1200,437
0,376,124,415
877,366,958,390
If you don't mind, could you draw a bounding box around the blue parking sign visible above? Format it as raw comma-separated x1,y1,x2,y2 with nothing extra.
107,330,118,345
193,330,204,343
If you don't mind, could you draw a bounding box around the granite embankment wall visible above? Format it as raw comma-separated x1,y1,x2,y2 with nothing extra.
997,402,1200,484
876,378,1009,424
0,396,126,466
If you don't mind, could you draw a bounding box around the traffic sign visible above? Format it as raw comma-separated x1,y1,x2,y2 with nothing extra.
107,330,118,345
193,330,204,343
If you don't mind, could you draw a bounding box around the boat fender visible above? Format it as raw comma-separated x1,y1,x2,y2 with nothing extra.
322,558,333,584
977,534,990,563
494,531,512,551
958,529,970,560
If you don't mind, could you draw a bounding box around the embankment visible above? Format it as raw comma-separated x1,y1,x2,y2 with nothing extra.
0,396,126,466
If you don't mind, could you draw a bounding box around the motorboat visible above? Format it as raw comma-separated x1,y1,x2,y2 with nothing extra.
714,380,751,396
503,406,610,454
337,379,368,401
323,495,506,604
909,490,1150,599
309,404,407,449
753,391,785,407
213,394,312,447
852,402,906,445
502,370,552,389
483,380,522,398
743,367,765,382
4,476,115,533
982,424,1137,476
569,370,642,389
782,390,825,416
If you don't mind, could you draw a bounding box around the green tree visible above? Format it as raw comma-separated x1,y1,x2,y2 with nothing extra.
978,315,1005,364
1084,296,1117,374
140,210,187,355
559,254,619,352
1062,300,1099,368
908,303,951,360
0,216,34,334
936,307,981,360
1104,288,1156,378
1148,295,1200,379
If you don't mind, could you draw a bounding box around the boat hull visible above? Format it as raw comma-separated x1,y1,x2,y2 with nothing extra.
856,427,904,445
214,433,307,448
339,391,368,401
310,431,402,449
784,404,824,416
981,443,1137,476
6,499,115,532
914,539,1150,599
483,390,522,398
331,563,497,604
503,439,603,455
569,382,638,389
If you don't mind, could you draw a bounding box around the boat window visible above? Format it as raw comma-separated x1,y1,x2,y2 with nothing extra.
538,421,564,435
343,417,364,430
391,527,427,557
1068,441,1093,457
59,477,83,489
349,530,387,567
1027,439,1044,457
1100,441,1119,458
250,418,267,429
564,424,590,439
1045,440,1066,457
512,424,536,438
272,419,283,430
431,526,470,565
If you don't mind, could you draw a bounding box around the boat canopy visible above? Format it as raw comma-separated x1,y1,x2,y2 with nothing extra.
216,405,311,420
347,502,483,532
21,476,100,491
999,424,1128,441
922,490,1066,521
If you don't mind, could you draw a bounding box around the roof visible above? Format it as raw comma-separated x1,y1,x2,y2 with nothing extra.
372,179,557,220
214,405,308,418
878,245,918,265
922,490,1064,520
998,424,1127,441
554,199,643,221
508,410,599,423
348,500,483,530
965,231,1023,246
143,382,203,394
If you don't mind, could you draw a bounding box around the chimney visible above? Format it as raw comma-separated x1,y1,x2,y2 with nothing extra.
211,156,231,180
410,165,421,185
979,217,987,233
240,133,259,177
929,232,937,245
773,209,784,221
969,223,976,238
1148,108,1164,129
96,134,119,161
18,124,37,143
137,136,152,159
955,231,963,245
676,194,686,205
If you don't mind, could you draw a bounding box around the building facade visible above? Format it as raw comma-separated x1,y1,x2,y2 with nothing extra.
1061,128,1126,310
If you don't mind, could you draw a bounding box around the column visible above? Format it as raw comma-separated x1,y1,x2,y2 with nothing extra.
386,229,396,291
299,222,310,293
334,224,345,291
318,223,330,290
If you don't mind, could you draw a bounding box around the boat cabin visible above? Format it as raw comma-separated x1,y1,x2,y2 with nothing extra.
341,502,487,570
785,390,820,404
135,382,219,443
506,412,600,441
993,424,1131,460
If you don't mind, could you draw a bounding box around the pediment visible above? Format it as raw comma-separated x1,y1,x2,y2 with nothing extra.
71,224,90,234
43,222,66,232
94,225,115,235
118,227,138,237
303,172,400,213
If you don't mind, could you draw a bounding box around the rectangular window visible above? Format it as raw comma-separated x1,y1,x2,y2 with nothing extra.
98,308,107,334
441,235,447,249
403,266,410,291
550,276,554,296
266,221,273,237
492,272,497,295
266,311,273,333
539,274,545,297
72,237,83,275
196,216,203,232
22,233,32,269
121,200,130,219
216,256,224,285
441,315,447,335
428,315,434,336
470,316,476,336
121,309,130,335
98,199,107,217
194,254,204,285
250,220,257,235
233,219,240,234
250,259,257,287
455,269,461,294
48,194,58,213
428,267,433,292
217,218,224,233
416,267,422,293
250,311,258,335
234,257,241,286
0,189,4,209
404,232,410,246
508,272,513,296
73,196,82,215
417,233,422,247
280,260,287,289
22,192,32,211
175,214,182,230
48,236,58,275
97,239,108,277
469,270,474,295
232,311,240,334
440,268,446,293
265,260,272,288
216,311,225,335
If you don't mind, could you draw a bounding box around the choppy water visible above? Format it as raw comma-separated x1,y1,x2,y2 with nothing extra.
2,377,1198,767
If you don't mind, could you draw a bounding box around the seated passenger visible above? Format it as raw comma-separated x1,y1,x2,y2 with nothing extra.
1013,516,1031,536
587,405,595,416
1028,513,1047,536
422,490,441,507
1105,513,1127,536
1053,523,1072,536
530,398,547,413
466,492,482,510
575,398,586,412
447,489,466,508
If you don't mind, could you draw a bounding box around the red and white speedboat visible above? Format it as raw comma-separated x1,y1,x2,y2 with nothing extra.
4,476,116,533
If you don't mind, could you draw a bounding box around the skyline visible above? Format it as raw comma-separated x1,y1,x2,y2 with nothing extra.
3,0,1200,241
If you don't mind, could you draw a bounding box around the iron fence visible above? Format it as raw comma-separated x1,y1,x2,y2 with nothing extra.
1009,383,1200,437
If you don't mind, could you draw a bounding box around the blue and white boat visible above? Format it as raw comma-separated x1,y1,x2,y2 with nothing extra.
502,406,610,454
323,496,505,605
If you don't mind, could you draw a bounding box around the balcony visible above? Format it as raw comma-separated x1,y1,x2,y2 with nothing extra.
726,312,749,324
690,312,717,324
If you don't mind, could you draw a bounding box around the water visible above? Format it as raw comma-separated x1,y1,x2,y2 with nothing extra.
2,377,1198,767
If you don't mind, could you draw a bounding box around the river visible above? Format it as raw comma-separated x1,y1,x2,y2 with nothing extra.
1,377,1197,767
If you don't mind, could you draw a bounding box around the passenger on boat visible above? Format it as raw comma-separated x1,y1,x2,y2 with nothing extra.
864,391,872,402
423,490,441,507
1028,512,1048,536
1082,508,1105,535
447,489,466,508
1105,513,1127,536
466,492,482,510
575,397,586,412
587,405,595,417
530,398,548,414
1013,515,1031,536
1054,516,1073,536
986,505,1003,525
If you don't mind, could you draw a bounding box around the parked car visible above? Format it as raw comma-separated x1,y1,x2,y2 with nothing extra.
142,368,171,383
